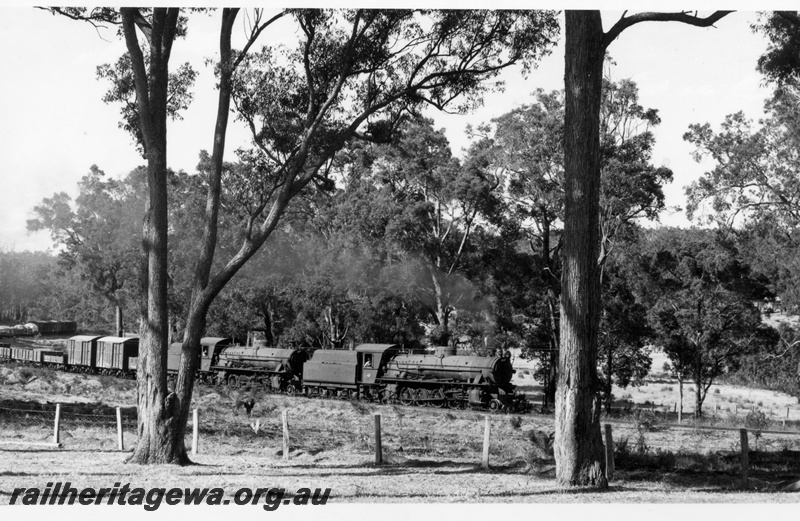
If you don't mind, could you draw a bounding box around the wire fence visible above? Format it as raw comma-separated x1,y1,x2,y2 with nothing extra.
1,399,800,476
0,405,137,429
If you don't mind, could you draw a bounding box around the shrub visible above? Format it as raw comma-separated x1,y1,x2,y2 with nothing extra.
508,416,523,430
745,409,770,449
525,430,554,464
17,368,35,385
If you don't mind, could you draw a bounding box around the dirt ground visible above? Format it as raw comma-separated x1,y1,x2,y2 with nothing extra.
1,446,799,504
2,355,800,504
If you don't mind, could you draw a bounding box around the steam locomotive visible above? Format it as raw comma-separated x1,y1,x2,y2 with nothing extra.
0,329,527,412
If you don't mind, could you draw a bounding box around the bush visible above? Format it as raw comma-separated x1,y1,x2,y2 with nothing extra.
525,430,554,464
745,409,770,449
17,368,35,385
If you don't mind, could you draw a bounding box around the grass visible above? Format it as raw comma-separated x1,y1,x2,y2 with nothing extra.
2,447,798,503
3,358,800,502
2,402,800,503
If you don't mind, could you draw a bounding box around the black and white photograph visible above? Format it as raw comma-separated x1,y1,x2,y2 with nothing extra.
1,3,799,513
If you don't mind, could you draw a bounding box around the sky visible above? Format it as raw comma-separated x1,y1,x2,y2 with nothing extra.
0,8,775,252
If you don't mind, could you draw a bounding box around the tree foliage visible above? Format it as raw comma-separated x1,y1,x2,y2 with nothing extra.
485,75,670,406
638,228,773,416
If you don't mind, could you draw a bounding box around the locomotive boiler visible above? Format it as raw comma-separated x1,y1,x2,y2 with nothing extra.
213,329,309,392
382,350,517,409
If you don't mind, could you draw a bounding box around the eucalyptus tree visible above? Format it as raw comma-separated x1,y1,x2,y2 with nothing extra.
558,10,731,487
683,93,800,310
488,77,669,408
47,8,559,464
27,165,143,314
639,228,773,417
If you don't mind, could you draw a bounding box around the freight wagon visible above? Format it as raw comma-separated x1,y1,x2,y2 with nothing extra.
96,336,139,377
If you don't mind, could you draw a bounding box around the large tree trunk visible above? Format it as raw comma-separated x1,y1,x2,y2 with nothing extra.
605,342,613,413
130,145,185,464
169,9,241,464
171,8,297,457
121,8,187,465
554,11,607,488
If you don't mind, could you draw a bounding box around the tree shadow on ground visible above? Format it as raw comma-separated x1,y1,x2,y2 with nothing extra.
616,448,800,492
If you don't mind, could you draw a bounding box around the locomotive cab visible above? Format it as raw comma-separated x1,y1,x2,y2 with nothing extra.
356,344,400,385
167,337,233,376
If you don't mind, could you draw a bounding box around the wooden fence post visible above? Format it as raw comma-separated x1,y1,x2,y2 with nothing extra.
374,413,382,465
604,423,615,481
53,404,61,445
482,415,490,469
192,408,199,456
740,428,749,489
282,410,290,461
116,407,124,450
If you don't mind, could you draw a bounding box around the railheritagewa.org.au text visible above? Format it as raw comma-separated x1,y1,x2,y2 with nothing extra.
9,482,331,510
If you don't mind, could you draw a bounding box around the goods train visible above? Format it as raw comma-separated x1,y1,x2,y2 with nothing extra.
0,320,78,337
0,329,527,412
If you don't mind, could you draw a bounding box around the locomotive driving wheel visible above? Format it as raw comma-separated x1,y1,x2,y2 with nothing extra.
488,399,502,412
431,389,446,408
447,394,465,409
227,374,241,389
285,382,297,395
398,387,416,406
417,388,432,406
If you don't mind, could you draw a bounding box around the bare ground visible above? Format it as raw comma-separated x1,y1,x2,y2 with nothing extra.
1,360,800,503
1,445,800,503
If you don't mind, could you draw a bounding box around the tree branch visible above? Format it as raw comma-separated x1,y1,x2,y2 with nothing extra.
603,11,733,49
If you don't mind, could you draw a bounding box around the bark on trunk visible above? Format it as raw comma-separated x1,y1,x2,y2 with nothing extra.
129,109,185,464
115,305,123,337
121,8,187,465
543,285,559,407
554,11,608,488
429,264,450,339
542,216,560,408
263,300,276,346
605,344,613,413
168,9,241,464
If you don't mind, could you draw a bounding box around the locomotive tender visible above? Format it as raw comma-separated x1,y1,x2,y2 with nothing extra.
0,330,526,411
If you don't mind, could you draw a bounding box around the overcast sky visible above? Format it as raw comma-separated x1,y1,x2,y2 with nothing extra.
0,8,773,252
